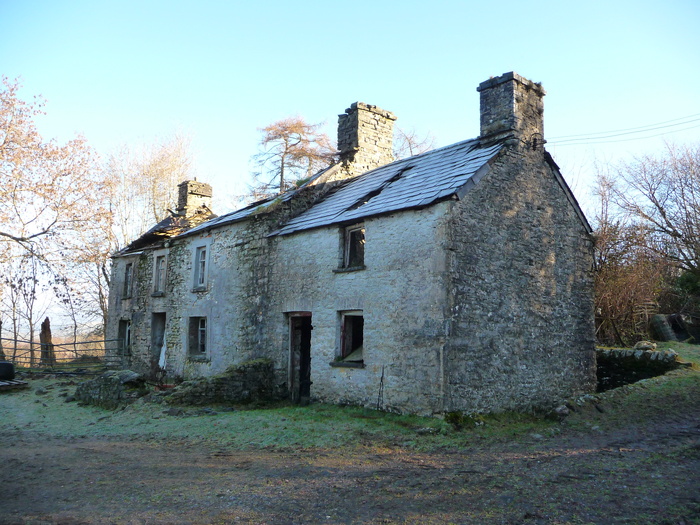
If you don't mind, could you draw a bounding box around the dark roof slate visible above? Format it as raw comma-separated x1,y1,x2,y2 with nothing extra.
271,138,502,236
118,207,216,255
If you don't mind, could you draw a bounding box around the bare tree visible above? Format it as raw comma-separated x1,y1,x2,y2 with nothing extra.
251,117,336,198
104,134,193,248
0,76,101,260
592,170,673,345
613,143,700,276
52,134,194,337
393,127,436,160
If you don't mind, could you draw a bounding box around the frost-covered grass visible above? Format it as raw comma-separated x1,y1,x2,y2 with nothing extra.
2,378,555,451
4,343,699,451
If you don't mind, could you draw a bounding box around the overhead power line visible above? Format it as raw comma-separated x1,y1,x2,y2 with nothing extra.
548,113,700,146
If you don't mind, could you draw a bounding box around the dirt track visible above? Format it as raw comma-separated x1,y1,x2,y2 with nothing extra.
1,376,699,524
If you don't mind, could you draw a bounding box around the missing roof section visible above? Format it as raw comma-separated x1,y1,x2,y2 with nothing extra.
346,168,411,211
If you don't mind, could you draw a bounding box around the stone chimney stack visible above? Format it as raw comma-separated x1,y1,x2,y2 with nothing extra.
477,72,546,149
338,102,397,177
176,180,212,217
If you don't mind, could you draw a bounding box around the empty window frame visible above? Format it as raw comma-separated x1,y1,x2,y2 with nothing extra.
339,311,364,362
153,255,166,294
188,316,207,355
194,246,207,289
342,224,365,269
123,263,133,298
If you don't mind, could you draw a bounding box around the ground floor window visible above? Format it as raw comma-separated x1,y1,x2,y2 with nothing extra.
188,316,207,355
339,311,364,363
118,320,131,356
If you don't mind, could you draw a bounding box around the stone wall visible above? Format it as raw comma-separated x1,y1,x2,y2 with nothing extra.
166,359,281,405
74,370,146,409
268,204,450,415
597,347,684,391
443,148,596,413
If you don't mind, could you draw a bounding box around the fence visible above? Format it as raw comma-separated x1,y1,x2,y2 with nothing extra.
0,336,123,374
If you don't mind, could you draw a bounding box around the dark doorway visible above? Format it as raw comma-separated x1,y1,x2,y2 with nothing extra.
289,313,312,405
151,313,166,362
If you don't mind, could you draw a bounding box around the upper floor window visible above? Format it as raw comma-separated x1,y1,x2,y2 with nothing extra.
153,255,166,295
342,224,365,270
194,246,207,290
123,263,133,298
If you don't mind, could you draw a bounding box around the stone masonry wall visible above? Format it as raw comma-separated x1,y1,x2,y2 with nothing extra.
267,204,451,415
444,147,596,414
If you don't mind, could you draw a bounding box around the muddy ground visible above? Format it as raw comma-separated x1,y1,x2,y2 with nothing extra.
1,374,699,525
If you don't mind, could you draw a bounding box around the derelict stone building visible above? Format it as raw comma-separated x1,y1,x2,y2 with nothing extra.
106,72,596,415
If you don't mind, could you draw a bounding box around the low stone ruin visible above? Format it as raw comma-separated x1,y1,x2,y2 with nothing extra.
74,359,281,409
165,359,281,406
74,370,147,409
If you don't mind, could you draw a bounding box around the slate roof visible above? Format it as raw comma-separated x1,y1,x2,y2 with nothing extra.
180,165,340,238
272,138,503,236
175,138,503,241
119,207,216,255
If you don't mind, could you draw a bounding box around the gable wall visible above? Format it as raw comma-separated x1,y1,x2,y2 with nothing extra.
444,149,596,413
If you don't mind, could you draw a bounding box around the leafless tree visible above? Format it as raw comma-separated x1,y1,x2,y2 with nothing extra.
613,143,700,277
393,127,436,160
104,134,193,248
592,170,673,345
250,117,336,199
0,76,102,260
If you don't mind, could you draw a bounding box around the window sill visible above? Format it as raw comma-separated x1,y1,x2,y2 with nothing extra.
333,265,366,274
191,286,208,293
188,355,210,363
151,291,165,297
329,361,365,369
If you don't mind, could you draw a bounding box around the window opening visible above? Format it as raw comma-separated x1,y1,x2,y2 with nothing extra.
154,255,166,293
123,263,133,298
340,313,364,363
343,225,365,269
188,317,207,355
194,247,207,288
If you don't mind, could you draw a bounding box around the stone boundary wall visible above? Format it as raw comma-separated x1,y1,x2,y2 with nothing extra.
596,347,687,392
74,370,147,409
166,359,282,406
596,347,681,366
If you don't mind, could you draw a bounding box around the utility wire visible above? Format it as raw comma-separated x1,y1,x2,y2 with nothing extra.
549,123,700,147
549,112,700,140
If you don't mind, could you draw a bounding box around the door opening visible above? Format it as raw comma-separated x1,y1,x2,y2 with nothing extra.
289,313,312,405
151,313,167,380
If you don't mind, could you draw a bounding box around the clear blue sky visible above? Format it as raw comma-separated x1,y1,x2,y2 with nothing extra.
2,0,699,215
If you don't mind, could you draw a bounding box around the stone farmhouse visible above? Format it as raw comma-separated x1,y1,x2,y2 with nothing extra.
106,72,596,415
